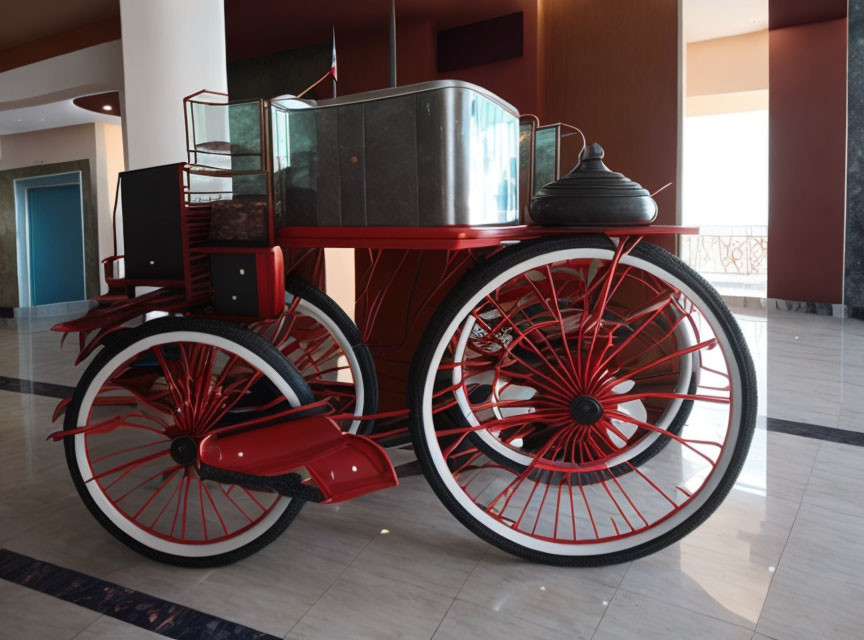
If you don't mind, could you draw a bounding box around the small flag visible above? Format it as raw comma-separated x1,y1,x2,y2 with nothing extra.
330,27,338,82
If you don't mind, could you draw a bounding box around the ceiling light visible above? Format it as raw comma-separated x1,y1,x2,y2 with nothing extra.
102,104,113,111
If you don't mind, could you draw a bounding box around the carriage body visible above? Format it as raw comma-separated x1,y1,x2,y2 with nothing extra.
51,81,756,569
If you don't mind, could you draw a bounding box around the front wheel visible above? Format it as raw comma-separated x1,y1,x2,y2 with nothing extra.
409,237,757,566
64,317,315,567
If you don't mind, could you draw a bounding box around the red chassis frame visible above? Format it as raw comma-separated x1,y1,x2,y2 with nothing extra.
50,219,715,535
54,222,696,432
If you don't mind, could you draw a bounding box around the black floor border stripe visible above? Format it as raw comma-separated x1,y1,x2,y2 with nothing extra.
764,416,864,446
0,374,73,399
0,549,280,640
2,371,864,449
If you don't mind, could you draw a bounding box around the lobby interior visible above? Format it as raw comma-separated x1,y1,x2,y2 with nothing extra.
0,1,861,639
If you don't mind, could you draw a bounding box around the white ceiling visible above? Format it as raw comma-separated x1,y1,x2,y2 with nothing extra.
0,98,118,135
684,0,769,43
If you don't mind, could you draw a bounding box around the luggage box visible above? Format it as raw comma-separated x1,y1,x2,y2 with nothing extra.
270,80,520,227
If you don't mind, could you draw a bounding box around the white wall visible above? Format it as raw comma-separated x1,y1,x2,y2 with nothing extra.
0,124,98,171
120,0,227,169
93,122,126,271
0,122,126,294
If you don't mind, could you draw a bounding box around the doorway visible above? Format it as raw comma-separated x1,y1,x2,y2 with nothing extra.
15,172,86,306
680,4,769,299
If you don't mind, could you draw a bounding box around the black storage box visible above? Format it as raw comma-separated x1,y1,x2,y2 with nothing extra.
120,163,185,280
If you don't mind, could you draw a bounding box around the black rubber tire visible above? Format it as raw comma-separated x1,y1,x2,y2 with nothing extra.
408,236,757,566
64,317,315,568
283,276,378,434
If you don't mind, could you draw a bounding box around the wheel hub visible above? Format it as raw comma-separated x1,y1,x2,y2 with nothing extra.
569,395,604,425
170,436,198,465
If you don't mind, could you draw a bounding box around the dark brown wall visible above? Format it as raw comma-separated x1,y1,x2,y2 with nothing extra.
538,0,680,223
0,18,121,73
768,18,847,303
225,1,539,115
770,0,848,30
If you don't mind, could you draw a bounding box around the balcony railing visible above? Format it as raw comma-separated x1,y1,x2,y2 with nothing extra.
680,225,767,276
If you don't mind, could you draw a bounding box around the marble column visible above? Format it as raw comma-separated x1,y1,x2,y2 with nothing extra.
846,0,864,311
119,0,228,170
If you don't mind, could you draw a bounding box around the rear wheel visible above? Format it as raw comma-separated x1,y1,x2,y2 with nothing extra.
64,317,315,567
253,276,377,434
409,237,757,566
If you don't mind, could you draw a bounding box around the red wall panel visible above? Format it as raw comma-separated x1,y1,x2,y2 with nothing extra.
325,2,539,115
768,18,847,303
538,0,680,225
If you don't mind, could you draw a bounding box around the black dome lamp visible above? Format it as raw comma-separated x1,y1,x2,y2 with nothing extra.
529,143,658,226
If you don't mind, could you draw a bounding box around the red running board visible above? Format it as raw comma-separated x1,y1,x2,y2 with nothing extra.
198,416,398,503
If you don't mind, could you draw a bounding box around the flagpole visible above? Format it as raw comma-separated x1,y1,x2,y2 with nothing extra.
389,0,397,87
332,26,338,98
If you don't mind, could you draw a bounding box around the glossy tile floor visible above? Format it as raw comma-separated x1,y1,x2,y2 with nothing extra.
1,306,863,639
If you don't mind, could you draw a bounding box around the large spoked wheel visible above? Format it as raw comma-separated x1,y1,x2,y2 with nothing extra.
64,317,315,567
409,236,757,566
253,276,377,434
458,307,700,482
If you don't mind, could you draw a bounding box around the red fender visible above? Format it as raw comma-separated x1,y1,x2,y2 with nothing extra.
198,416,398,503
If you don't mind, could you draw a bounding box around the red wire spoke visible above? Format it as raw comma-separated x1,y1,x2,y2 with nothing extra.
198,479,208,541
553,479,564,539
595,338,718,395
435,409,562,441
591,293,679,377
582,242,630,382
149,473,184,529
607,391,731,405
477,299,580,396
239,486,268,513
91,438,168,465
105,373,174,416
585,264,641,375
542,266,583,388
599,480,634,532
605,410,721,465
87,449,171,483
76,413,166,439
95,441,166,491
169,474,187,538
153,346,185,421
484,428,571,517
131,467,182,520
291,333,337,374
453,450,486,479
201,481,229,536
180,472,192,540
471,310,576,401
112,463,184,506
624,461,679,508
566,476,578,540
217,484,254,523
578,483,600,539
610,475,648,527
701,364,731,379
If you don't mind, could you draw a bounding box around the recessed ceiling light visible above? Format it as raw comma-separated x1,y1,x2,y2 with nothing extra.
102,104,113,111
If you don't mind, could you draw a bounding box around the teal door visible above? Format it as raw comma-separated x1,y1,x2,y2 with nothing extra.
27,184,86,305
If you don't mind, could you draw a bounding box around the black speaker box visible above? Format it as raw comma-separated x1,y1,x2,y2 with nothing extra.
120,163,185,280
